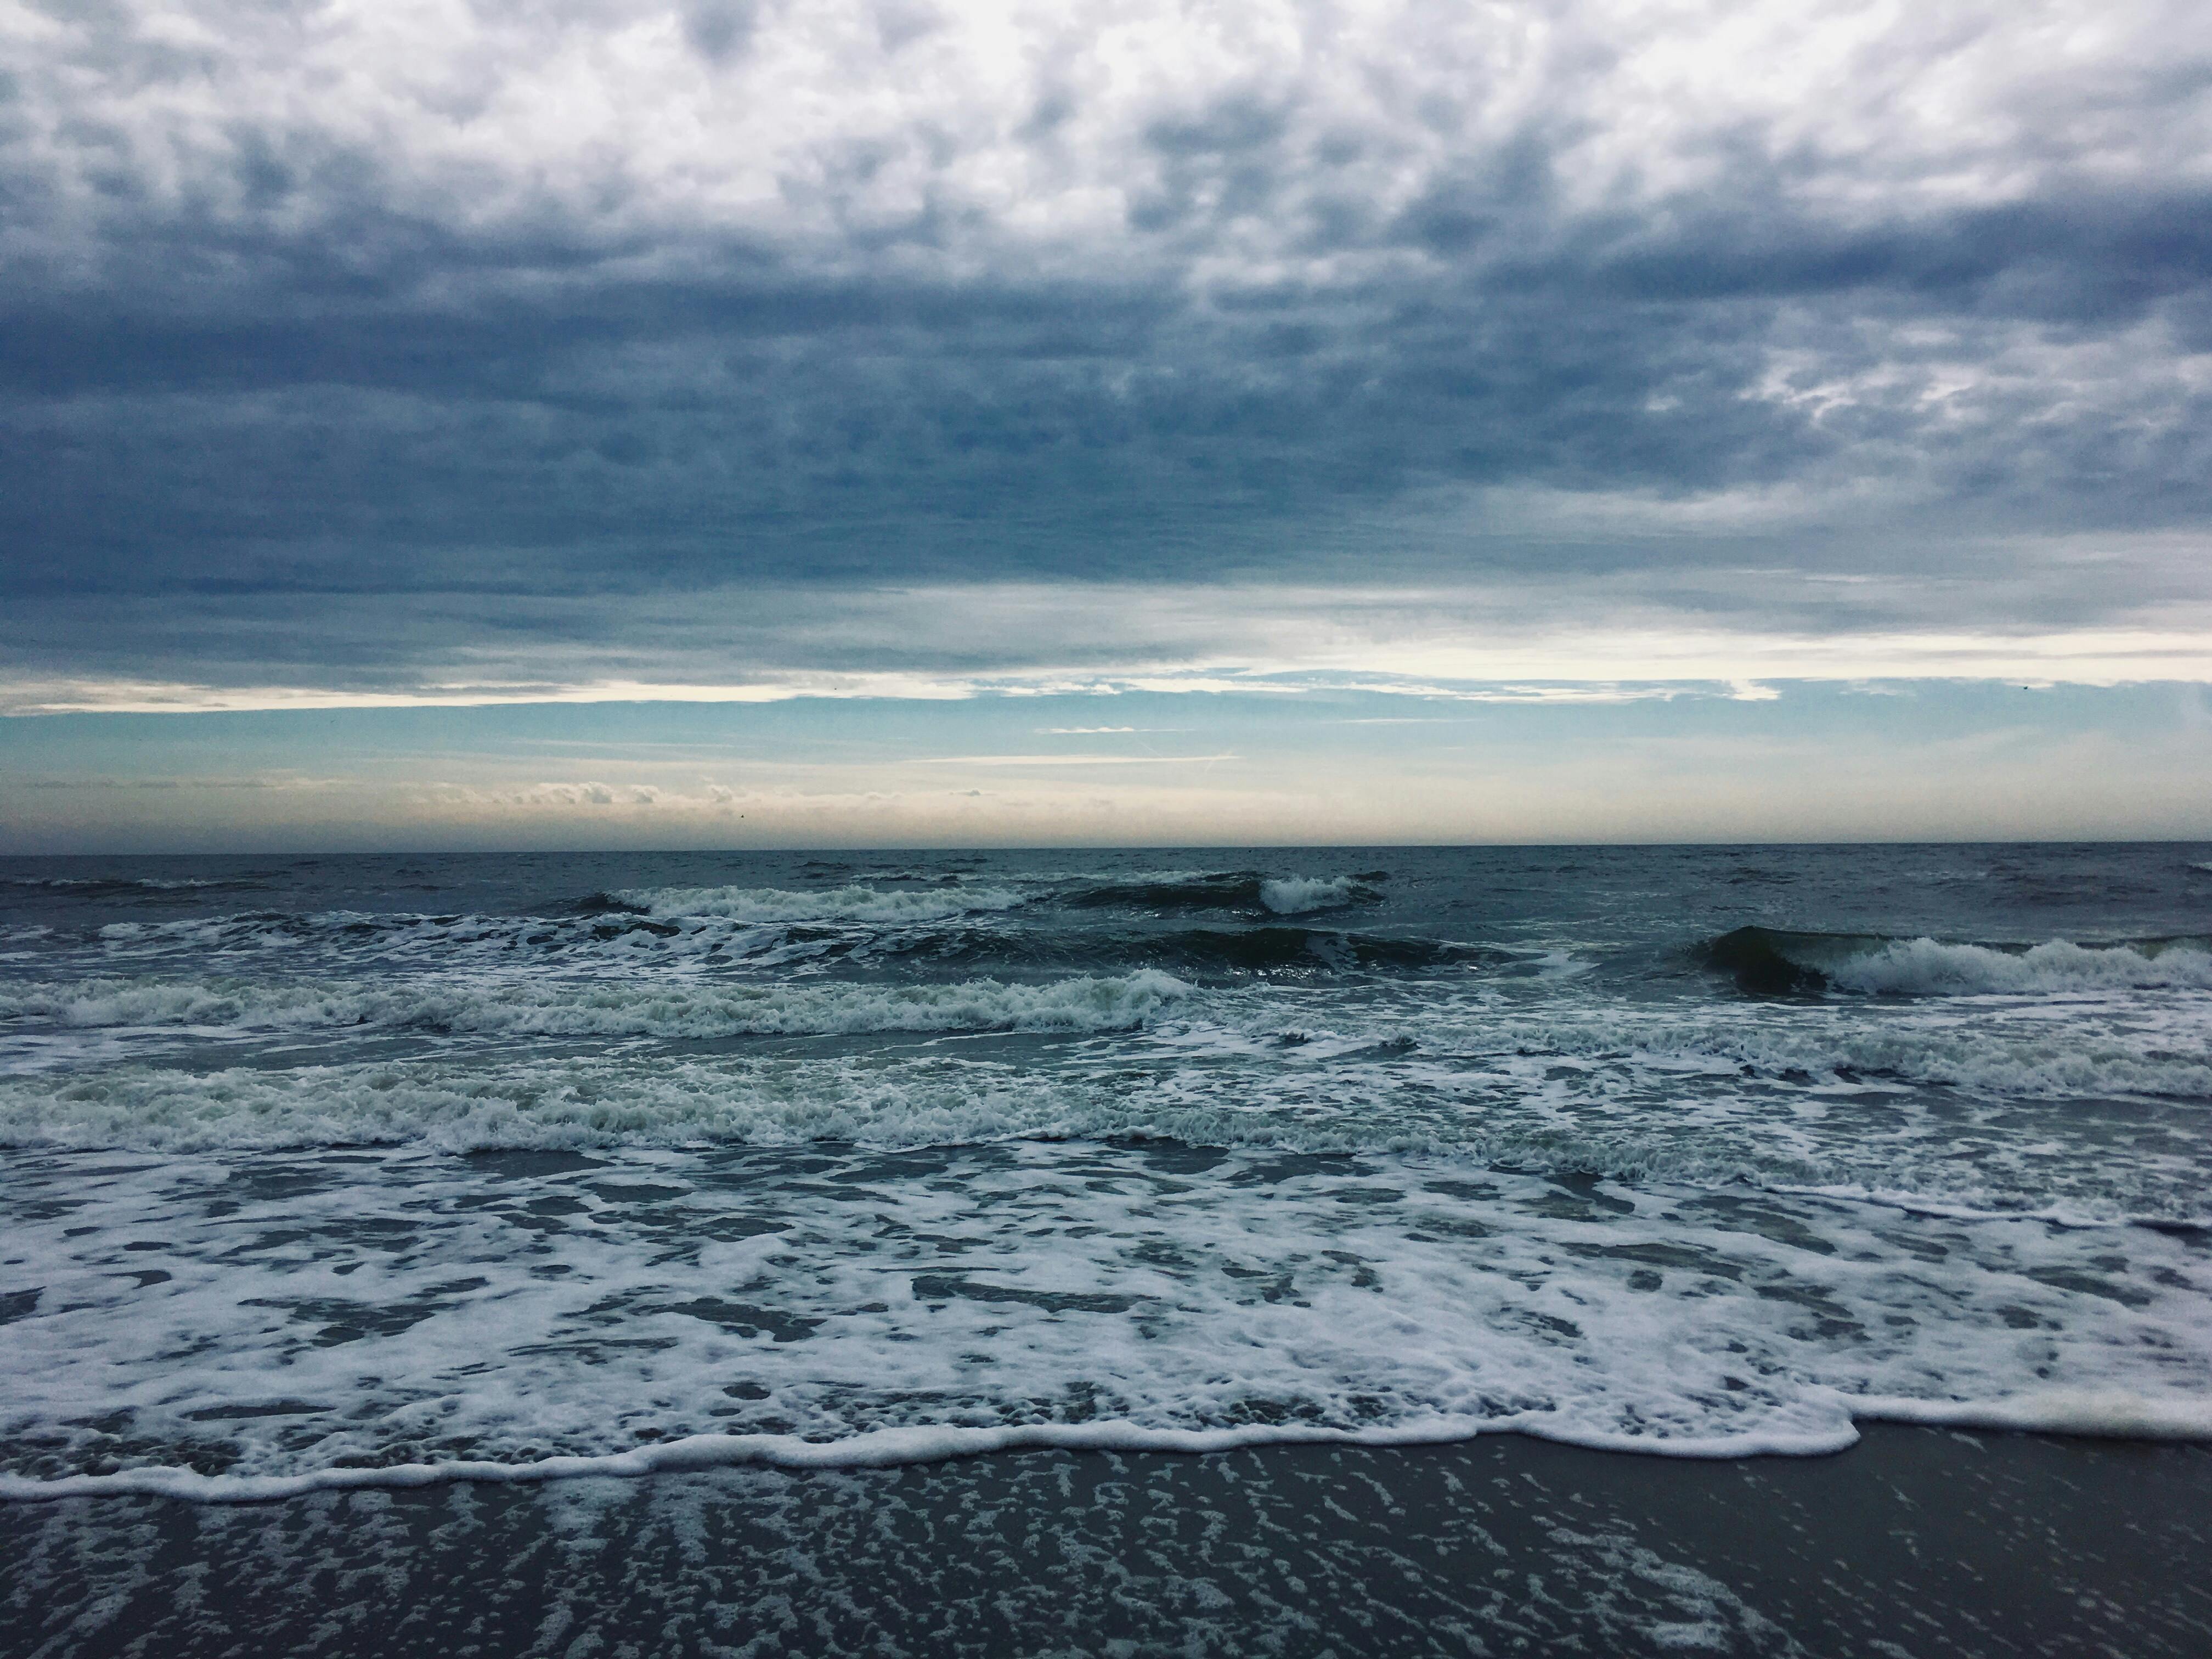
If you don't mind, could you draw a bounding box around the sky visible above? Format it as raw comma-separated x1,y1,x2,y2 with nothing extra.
2,0,2209,849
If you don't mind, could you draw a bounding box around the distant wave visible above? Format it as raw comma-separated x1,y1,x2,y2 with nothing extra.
76,909,1488,981
612,883,1025,924
0,970,1191,1041
1128,926,1496,974
775,922,1492,978
1063,871,1380,916
82,894,1024,958
1701,926,2212,996
3,876,261,896
93,909,715,961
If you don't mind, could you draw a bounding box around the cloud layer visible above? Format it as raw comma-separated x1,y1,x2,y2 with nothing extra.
5,0,2210,693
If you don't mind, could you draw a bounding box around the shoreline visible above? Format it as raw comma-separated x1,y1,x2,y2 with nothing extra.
8,1425,2209,1656
9,1391,2212,1505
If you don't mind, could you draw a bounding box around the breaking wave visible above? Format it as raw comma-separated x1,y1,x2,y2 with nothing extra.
3,875,264,897
1702,927,2212,996
1258,876,1374,915
0,970,1192,1041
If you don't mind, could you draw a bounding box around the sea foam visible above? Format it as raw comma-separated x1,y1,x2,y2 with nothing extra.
2,1142,2206,1499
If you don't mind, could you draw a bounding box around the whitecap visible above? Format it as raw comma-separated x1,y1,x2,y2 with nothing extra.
1827,938,2212,996
1259,876,1370,915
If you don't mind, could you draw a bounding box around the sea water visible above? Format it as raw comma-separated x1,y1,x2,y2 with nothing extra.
2,844,2208,1498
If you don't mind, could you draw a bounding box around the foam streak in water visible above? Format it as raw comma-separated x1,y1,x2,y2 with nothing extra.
0,970,1191,1040
616,884,1024,923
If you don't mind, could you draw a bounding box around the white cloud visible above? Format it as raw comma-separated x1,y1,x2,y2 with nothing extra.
916,752,1240,766
7,575,2211,716
10,0,2208,300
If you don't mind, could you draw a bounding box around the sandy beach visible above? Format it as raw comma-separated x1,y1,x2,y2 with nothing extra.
8,1427,2209,1657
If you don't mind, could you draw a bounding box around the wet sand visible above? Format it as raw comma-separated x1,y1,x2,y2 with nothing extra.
4,1426,2208,1657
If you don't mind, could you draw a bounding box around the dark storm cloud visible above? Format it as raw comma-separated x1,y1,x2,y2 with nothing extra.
3,0,2210,690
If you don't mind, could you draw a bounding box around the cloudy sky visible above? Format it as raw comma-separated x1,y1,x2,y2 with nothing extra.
3,0,2209,848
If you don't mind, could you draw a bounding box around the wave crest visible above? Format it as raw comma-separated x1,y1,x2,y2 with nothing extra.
1259,876,1373,915
3,875,264,897
1702,927,2212,997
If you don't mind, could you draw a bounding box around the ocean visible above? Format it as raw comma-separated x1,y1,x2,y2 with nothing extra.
3,844,2210,1652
